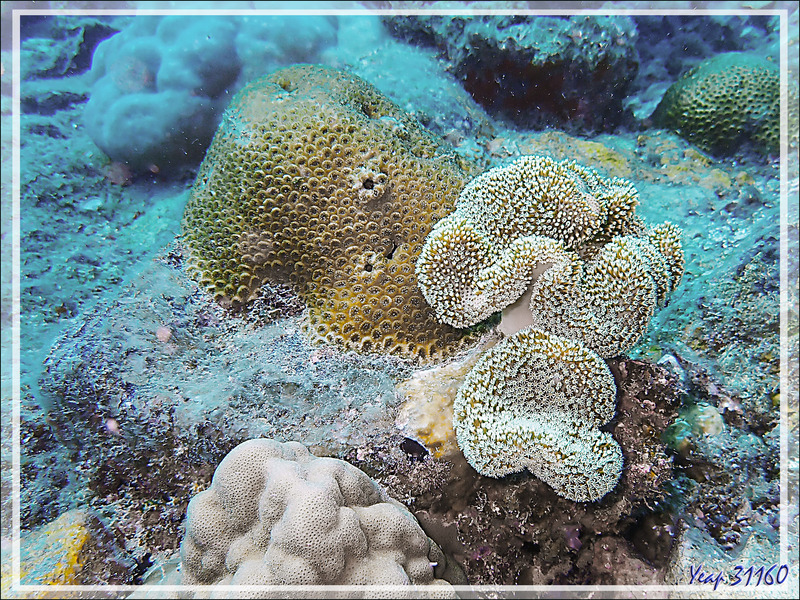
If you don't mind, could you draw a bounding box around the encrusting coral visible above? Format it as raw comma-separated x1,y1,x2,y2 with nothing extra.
416,155,684,502
180,439,459,590
182,64,479,362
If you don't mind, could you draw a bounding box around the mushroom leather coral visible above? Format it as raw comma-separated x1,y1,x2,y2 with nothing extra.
182,64,478,362
415,155,645,330
453,328,622,502
417,155,684,501
527,231,682,358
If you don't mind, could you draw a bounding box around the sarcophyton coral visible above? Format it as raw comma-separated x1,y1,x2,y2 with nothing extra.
416,155,684,502
416,155,647,331
454,328,622,502
651,52,779,156
182,64,476,362
180,439,458,590
527,226,684,358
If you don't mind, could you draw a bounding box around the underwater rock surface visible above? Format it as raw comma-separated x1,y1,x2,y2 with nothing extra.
35,247,410,535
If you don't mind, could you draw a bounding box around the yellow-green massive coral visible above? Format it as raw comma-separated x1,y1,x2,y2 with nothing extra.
651,52,779,156
182,64,476,362
416,155,684,501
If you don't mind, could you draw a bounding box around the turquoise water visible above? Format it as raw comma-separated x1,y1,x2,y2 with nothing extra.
1,5,797,595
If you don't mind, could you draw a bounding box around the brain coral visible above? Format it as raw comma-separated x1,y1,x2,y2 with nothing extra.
180,439,456,590
651,52,779,156
182,64,477,362
416,155,684,501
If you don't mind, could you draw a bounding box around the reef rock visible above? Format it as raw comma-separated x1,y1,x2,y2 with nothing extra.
35,249,412,552
384,14,638,131
352,358,683,585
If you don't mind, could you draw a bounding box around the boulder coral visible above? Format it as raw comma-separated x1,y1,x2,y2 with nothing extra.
83,16,337,172
182,64,479,362
416,155,684,501
180,439,459,590
651,52,779,156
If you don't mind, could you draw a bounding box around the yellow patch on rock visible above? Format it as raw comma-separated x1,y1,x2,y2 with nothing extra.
2,509,90,599
395,335,499,458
